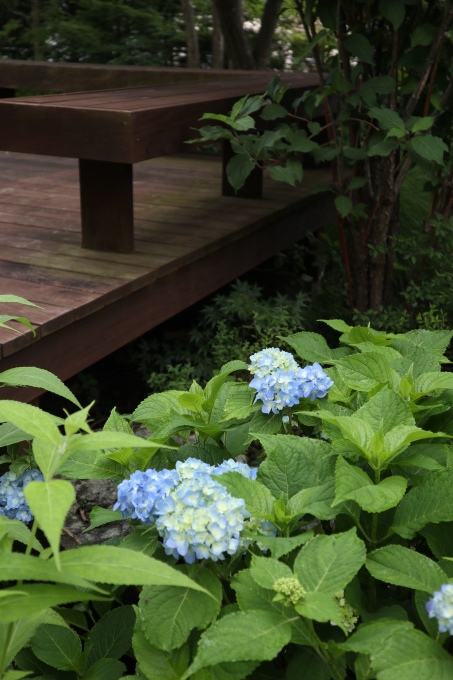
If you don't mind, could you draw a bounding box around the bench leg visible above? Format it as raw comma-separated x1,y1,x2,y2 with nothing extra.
79,159,134,253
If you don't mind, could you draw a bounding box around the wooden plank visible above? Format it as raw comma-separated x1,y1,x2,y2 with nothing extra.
0,73,318,163
0,59,266,93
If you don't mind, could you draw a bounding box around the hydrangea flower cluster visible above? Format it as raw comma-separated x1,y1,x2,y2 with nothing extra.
249,347,333,414
114,458,255,563
0,468,43,523
426,584,453,634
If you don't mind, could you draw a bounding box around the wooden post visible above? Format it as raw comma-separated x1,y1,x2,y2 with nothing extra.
79,159,134,252
222,140,262,198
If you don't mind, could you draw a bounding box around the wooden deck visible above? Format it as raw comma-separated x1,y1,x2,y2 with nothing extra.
0,151,333,402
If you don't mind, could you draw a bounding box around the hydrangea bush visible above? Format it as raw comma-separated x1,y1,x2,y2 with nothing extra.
3,319,453,678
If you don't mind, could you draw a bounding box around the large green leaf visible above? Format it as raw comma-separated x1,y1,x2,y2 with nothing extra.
25,479,75,569
287,480,336,520
281,331,351,364
138,566,221,651
366,545,446,593
58,545,211,594
293,529,366,595
256,434,334,501
57,450,124,479
84,658,126,680
0,401,61,446
249,555,293,590
84,605,135,668
0,367,81,407
0,585,106,623
342,619,453,679
133,623,190,680
392,470,453,538
410,135,448,165
0,613,47,674
334,353,395,391
334,456,407,513
0,553,104,592
215,471,276,518
31,623,82,672
184,610,293,677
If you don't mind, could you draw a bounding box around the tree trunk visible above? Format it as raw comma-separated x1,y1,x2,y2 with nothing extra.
180,0,200,68
31,0,43,61
210,0,256,69
211,1,225,69
253,0,284,69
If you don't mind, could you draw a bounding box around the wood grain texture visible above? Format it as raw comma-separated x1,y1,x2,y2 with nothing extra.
0,152,334,401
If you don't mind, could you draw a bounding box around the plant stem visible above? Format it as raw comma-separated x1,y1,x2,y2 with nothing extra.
0,622,15,679
24,518,38,557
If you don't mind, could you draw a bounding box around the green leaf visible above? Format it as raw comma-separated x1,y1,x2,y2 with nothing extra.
0,553,104,592
226,155,256,192
295,591,346,630
84,605,135,668
138,566,221,651
287,481,336,520
216,472,276,518
411,23,437,47
268,158,303,186
57,450,124,479
133,623,190,680
84,658,126,680
410,135,448,165
334,352,395,391
334,456,407,512
344,33,374,64
0,422,29,448
0,613,47,674
293,528,366,595
132,391,188,428
392,470,453,538
185,610,292,677
249,555,293,590
366,545,446,593
0,515,42,552
25,480,75,569
58,545,211,594
0,368,81,407
342,619,453,679
241,531,314,560
84,506,123,532
379,0,405,29
260,103,287,120
369,107,405,131
256,434,334,501
0,401,61,447
282,330,351,364
335,195,353,218
31,624,82,672
0,585,106,623
410,116,435,133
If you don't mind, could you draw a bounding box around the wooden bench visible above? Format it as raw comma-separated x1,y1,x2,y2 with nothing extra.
0,72,318,253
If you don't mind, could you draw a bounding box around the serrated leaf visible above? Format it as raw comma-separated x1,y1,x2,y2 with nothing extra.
25,480,75,569
138,567,221,651
133,623,190,680
0,401,60,447
293,528,366,595
366,545,446,593
249,555,293,590
335,195,353,218
256,434,334,501
0,553,104,592
268,158,303,186
0,612,48,673
57,450,124,479
58,545,211,594
0,367,81,407
226,155,256,192
260,103,288,120
0,584,106,623
282,330,351,364
379,0,405,29
369,107,405,131
184,610,292,677
334,456,407,512
392,470,453,538
344,33,374,64
84,658,126,680
84,605,135,668
31,624,82,672
216,471,276,518
410,135,448,165
84,506,123,532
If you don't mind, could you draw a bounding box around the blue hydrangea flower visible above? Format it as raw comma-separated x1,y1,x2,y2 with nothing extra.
426,584,453,634
155,475,248,563
113,468,179,523
115,458,257,563
249,348,333,414
0,468,43,523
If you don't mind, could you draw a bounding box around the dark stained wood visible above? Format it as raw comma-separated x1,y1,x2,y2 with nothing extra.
0,59,265,93
0,74,318,163
79,160,134,252
0,152,335,401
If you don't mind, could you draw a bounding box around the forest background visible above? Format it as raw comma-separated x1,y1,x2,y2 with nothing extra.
1,0,453,416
